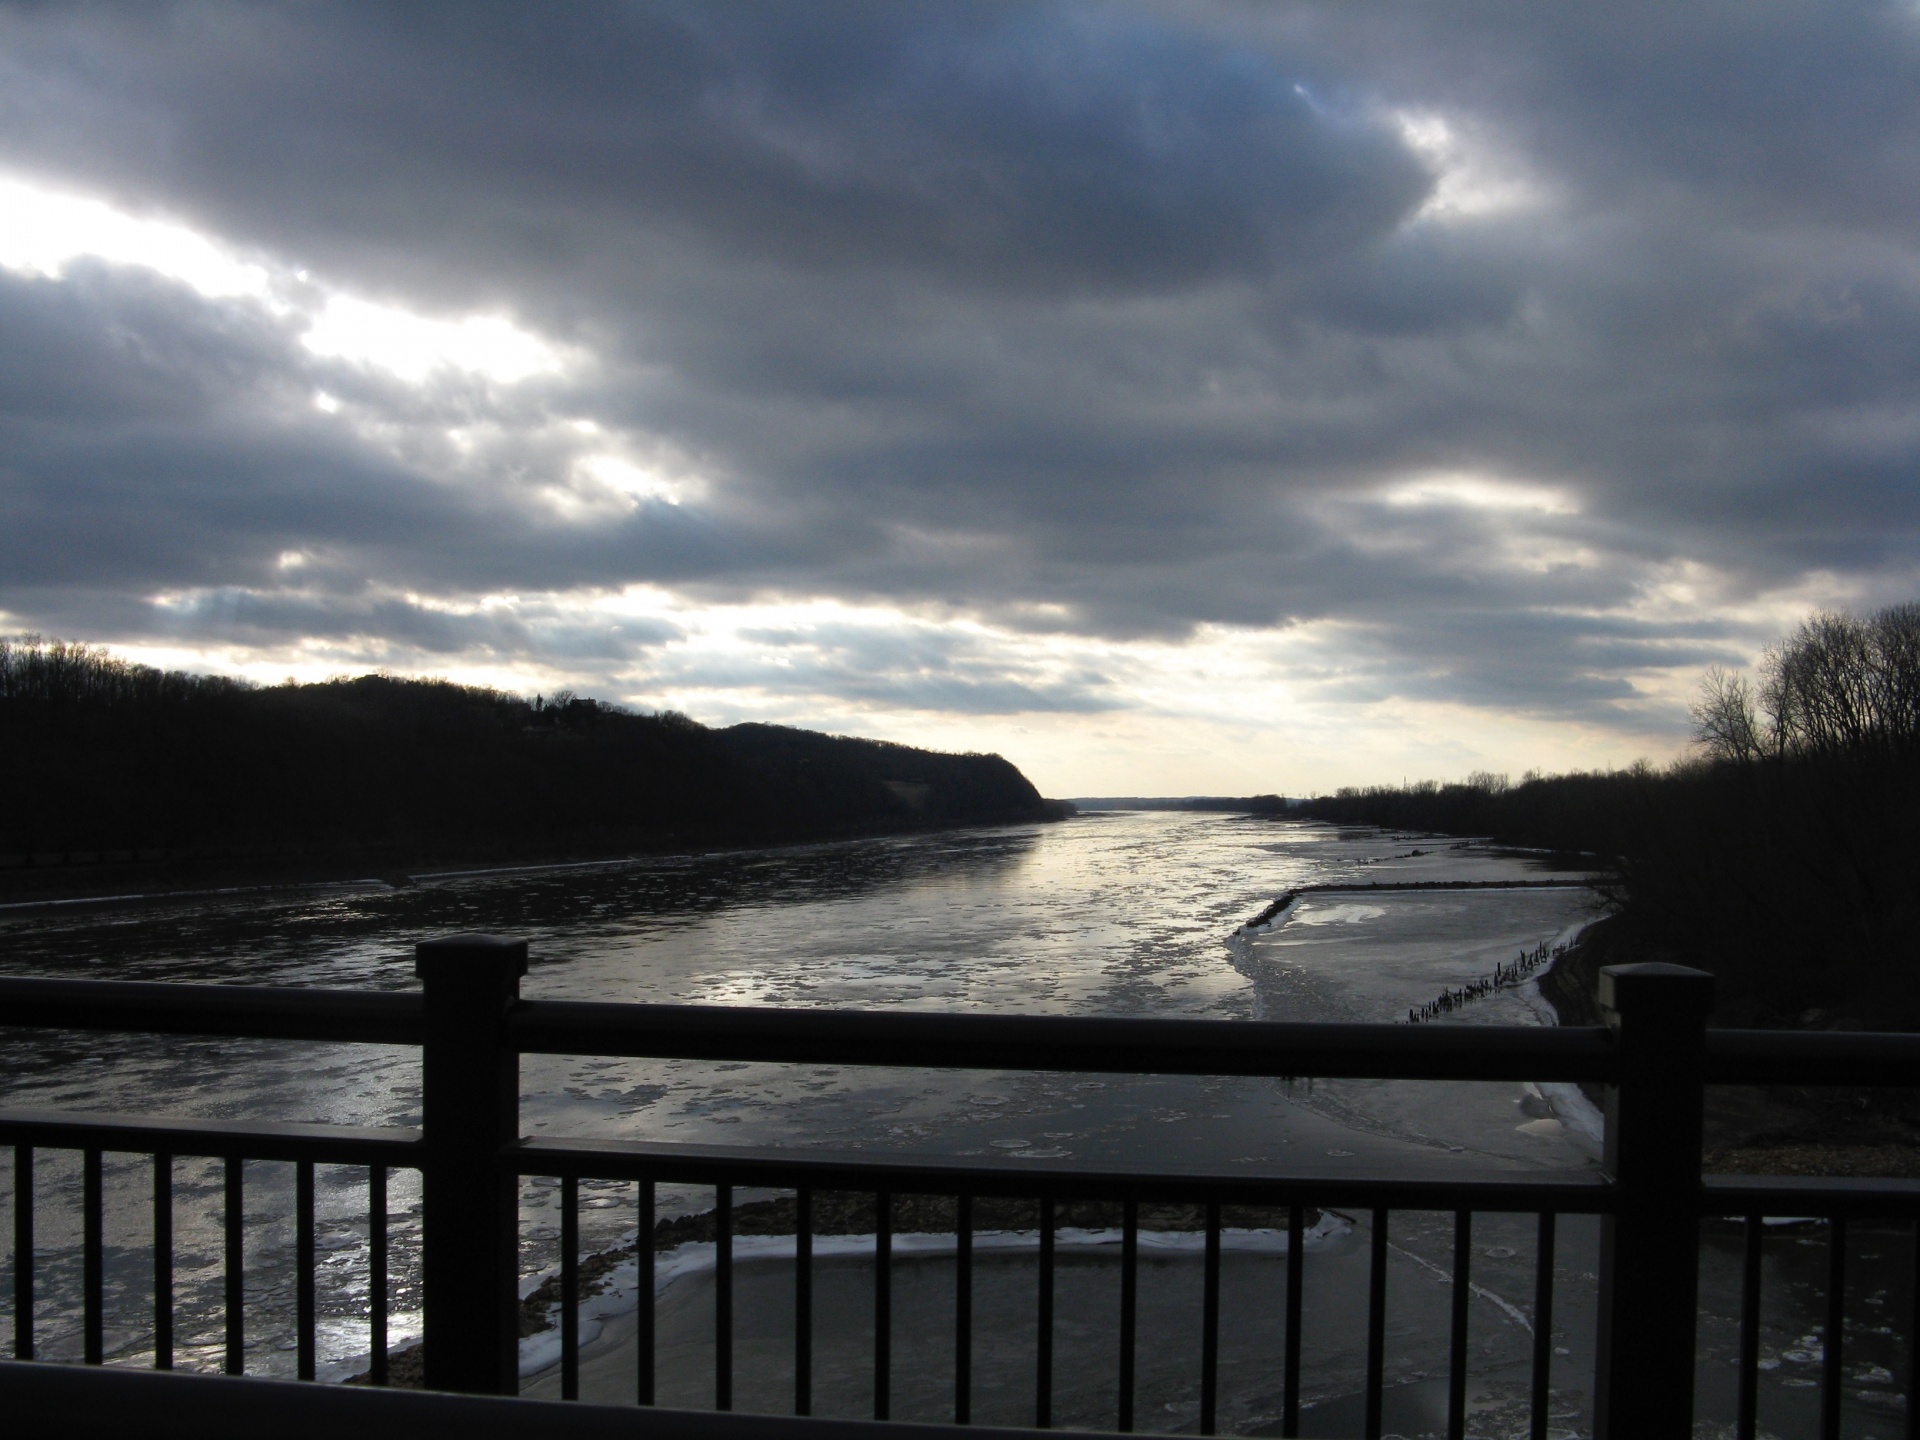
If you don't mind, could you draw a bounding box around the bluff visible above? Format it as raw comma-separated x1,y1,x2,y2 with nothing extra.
0,642,1059,887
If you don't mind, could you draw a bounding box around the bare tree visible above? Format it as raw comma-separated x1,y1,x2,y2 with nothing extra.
1691,665,1765,763
1699,602,1920,764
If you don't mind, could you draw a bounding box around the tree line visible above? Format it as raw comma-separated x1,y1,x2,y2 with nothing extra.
0,638,1055,878
1303,603,1920,1027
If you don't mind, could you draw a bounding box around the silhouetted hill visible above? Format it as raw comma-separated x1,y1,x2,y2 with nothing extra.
0,640,1059,888
715,723,1052,831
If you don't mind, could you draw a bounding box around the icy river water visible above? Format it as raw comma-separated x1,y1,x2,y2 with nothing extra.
0,811,1905,1438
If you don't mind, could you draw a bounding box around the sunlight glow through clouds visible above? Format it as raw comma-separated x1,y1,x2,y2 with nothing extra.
1392,112,1545,222
300,294,563,383
1314,472,1591,571
1381,472,1580,514
0,171,566,385
530,453,703,522
0,173,271,297
574,454,692,507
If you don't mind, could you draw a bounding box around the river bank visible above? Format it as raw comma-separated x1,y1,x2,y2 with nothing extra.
1536,916,1920,1177
0,805,1080,911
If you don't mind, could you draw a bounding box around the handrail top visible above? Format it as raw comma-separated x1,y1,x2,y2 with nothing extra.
0,973,1612,1079
5,973,1920,1085
511,997,1618,1080
0,975,428,1045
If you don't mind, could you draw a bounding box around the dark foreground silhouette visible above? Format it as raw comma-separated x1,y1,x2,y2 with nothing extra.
0,639,1065,892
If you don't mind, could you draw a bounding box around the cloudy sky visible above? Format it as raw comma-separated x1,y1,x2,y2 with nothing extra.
2,2,1917,796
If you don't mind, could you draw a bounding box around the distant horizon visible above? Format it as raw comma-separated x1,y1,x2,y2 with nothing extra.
3,5,1909,796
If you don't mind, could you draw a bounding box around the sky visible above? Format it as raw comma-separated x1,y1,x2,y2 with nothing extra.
2,2,1918,797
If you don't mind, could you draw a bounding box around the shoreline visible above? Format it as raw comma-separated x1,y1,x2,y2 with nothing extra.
0,813,1071,916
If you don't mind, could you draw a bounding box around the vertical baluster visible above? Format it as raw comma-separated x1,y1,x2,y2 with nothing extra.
83,1148,103,1365
955,1192,972,1425
794,1187,812,1417
11,1145,30,1360
1737,1215,1761,1440
1037,1196,1055,1429
1365,1208,1388,1440
154,1152,174,1371
561,1175,579,1402
1448,1211,1470,1440
717,1183,733,1412
1823,1216,1846,1440
224,1156,244,1376
1119,1197,1138,1433
1283,1204,1304,1439
294,1160,312,1382
1201,1200,1221,1435
638,1177,656,1407
368,1165,387,1386
1529,1212,1555,1440
874,1189,892,1421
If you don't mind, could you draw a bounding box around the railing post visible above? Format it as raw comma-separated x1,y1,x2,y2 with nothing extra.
1592,961,1715,1440
416,933,527,1395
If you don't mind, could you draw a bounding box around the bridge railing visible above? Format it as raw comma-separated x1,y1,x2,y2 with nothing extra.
4,938,1919,1440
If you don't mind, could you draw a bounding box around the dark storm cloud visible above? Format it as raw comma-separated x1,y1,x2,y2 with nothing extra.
1,1,1918,731
0,2,1427,297
138,584,680,659
0,264,454,593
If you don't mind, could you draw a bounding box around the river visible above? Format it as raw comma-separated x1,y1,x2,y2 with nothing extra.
0,812,1901,1437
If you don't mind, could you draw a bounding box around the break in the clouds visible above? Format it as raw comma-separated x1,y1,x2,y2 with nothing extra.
2,1,1917,792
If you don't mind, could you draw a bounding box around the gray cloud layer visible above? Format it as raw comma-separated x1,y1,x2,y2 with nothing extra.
2,1,1917,731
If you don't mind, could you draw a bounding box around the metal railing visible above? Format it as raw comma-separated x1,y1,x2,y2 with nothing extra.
2,938,1919,1440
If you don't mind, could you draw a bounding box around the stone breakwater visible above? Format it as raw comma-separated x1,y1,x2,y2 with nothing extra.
1238,878,1589,934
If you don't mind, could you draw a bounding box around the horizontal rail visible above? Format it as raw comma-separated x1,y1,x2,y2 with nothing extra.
509,1001,1622,1080
1702,1029,1920,1085
517,1135,1618,1211
16,1112,1920,1221
0,978,425,1046
0,1108,422,1167
1702,1173,1920,1217
0,1111,1615,1210
8,974,1920,1089
0,1360,1102,1440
